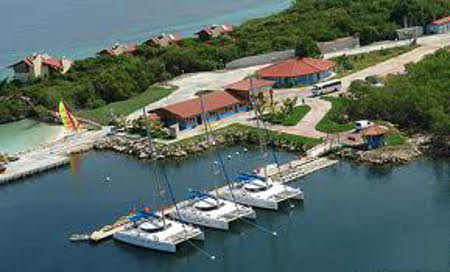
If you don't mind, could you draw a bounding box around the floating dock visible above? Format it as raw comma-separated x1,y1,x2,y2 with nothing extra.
90,157,338,240
269,157,339,184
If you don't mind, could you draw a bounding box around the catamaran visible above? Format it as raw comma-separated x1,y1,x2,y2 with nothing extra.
171,190,256,230
113,211,204,253
216,173,303,210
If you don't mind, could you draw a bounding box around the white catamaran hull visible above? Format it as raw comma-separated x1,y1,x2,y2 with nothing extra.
113,220,204,253
173,199,256,230
218,182,303,210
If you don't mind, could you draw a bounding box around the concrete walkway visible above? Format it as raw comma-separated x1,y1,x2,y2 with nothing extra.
0,128,108,184
126,64,268,120
129,33,450,140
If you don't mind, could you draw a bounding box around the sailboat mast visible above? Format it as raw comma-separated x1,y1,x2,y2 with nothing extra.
142,107,155,153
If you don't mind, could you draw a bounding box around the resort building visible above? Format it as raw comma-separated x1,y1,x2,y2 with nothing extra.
8,54,73,82
197,24,233,40
146,33,182,47
256,57,335,88
99,43,137,57
361,124,389,149
427,16,450,34
224,78,275,103
149,91,248,131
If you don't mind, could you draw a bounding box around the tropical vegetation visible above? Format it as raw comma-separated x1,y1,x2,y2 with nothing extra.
315,97,354,133
0,0,448,124
344,48,450,135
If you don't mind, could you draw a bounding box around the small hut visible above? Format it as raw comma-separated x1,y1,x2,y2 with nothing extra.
361,125,389,149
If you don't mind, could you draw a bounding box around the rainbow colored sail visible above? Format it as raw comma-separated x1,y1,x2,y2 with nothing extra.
59,101,79,131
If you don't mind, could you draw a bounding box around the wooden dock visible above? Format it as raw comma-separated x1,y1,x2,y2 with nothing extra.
269,157,339,184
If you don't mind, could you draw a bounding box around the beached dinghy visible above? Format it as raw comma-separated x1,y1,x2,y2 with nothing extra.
113,212,204,253
217,173,303,210
171,190,256,230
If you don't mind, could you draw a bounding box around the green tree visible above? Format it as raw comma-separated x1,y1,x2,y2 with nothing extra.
295,37,321,57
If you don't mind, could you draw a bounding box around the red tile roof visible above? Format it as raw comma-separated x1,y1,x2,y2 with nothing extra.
147,33,182,46
99,43,137,56
361,125,389,136
161,91,242,118
256,57,335,78
431,16,450,25
42,58,63,69
8,54,64,70
198,24,234,36
224,78,274,91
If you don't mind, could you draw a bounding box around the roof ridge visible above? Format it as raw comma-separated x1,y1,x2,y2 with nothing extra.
301,57,323,72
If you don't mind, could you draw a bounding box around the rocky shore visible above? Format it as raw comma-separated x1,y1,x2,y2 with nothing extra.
333,145,422,165
332,134,449,165
94,129,313,160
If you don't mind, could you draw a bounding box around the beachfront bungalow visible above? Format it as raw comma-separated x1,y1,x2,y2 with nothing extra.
8,54,73,82
427,16,450,34
256,57,335,88
196,25,233,40
224,78,275,103
149,91,248,131
98,43,137,57
146,33,182,47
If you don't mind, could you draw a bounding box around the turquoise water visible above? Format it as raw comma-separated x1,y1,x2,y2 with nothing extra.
0,148,449,271
0,119,63,153
0,0,290,75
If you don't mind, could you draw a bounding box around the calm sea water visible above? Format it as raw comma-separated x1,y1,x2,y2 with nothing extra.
0,119,63,153
0,0,290,71
0,147,449,271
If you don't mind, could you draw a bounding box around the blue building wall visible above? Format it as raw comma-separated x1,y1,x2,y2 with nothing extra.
175,104,250,131
428,23,449,34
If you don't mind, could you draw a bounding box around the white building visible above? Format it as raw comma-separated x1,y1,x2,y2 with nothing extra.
8,54,73,82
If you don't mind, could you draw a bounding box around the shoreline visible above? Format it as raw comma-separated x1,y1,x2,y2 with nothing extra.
0,1,291,71
0,119,67,155
1,126,447,185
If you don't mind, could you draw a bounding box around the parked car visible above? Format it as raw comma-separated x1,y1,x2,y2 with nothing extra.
355,120,373,130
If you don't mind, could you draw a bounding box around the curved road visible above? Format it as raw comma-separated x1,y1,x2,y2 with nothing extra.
129,33,450,139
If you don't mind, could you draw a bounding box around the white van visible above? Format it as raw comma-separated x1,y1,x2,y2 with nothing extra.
355,120,373,130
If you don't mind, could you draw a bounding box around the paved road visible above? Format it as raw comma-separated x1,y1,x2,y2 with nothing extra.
129,33,450,139
127,65,268,120
126,36,424,121
259,34,450,138
340,34,450,89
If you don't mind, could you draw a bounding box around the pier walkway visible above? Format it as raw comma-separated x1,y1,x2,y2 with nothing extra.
89,156,338,241
0,129,107,184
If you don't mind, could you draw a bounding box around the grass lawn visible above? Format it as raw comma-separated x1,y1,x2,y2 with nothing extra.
315,97,354,133
79,86,175,124
333,44,418,78
373,121,408,146
174,123,323,148
266,105,311,126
